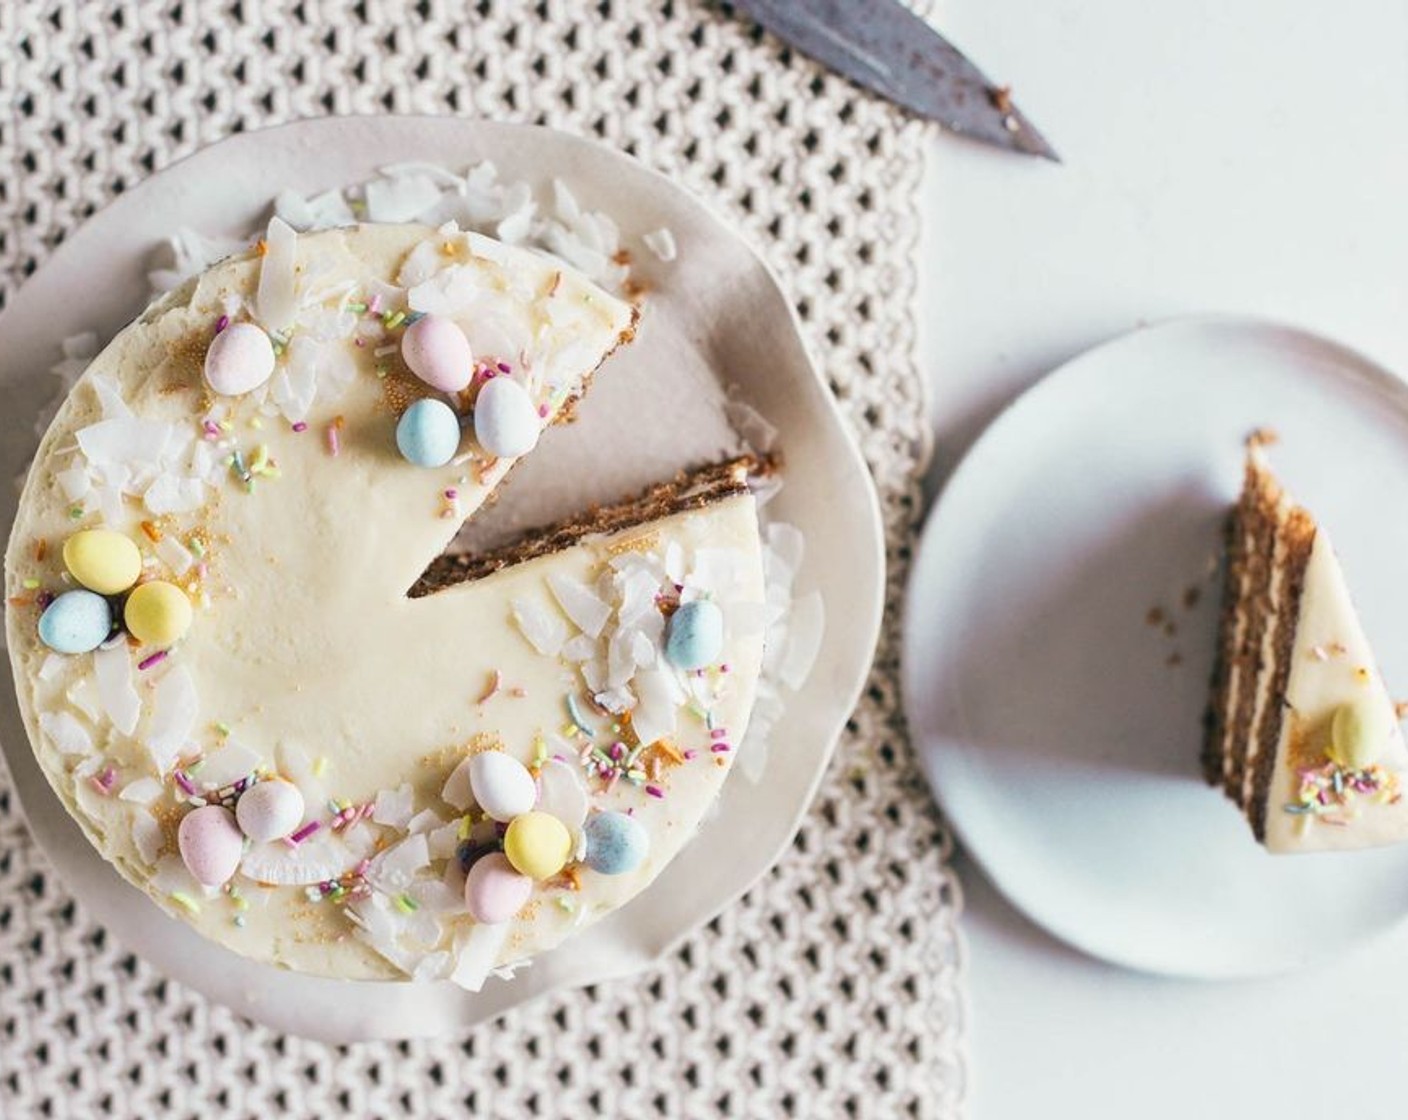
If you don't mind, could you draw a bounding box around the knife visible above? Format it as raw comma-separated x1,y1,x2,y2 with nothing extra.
729,0,1059,162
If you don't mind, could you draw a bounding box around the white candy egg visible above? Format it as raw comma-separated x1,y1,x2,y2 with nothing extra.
177,804,244,887
473,377,541,459
204,322,276,396
235,778,306,843
468,751,537,822
401,314,474,393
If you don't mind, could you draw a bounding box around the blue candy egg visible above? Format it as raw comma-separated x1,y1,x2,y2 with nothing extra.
37,589,112,654
583,811,649,876
664,599,724,670
395,398,461,468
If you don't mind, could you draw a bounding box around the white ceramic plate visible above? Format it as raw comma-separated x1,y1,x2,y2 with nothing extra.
905,316,1408,979
0,118,884,1039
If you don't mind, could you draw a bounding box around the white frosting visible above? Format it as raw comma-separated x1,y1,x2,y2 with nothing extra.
1262,531,1408,853
4,222,771,984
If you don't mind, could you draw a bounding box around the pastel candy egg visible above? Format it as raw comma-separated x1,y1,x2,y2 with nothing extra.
1331,699,1383,769
463,852,533,924
583,811,649,876
235,779,306,843
664,599,724,671
62,529,141,595
177,804,244,887
123,580,193,646
203,322,276,396
473,377,540,459
37,590,112,654
469,751,537,823
503,811,572,880
396,398,461,468
401,314,474,393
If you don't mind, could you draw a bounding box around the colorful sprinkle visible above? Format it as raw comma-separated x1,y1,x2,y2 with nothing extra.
286,820,321,846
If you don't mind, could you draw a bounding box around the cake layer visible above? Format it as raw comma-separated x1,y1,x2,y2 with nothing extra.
413,454,765,595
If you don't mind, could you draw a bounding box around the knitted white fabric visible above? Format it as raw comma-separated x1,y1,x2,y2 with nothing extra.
0,2,967,1116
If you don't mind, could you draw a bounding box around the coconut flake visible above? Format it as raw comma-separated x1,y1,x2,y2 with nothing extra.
406,808,445,836
89,373,133,420
197,738,262,789
66,676,102,722
536,759,588,838
148,228,242,293
269,335,321,423
428,821,461,860
77,416,185,477
365,173,444,223
591,686,635,716
274,186,356,230
133,813,164,865
37,654,67,684
450,922,511,993
365,833,430,894
643,227,678,262
240,834,354,886
373,784,416,828
560,634,598,663
119,777,164,805
149,855,207,901
511,597,567,657
256,217,299,335
440,757,474,811
347,894,416,973
143,474,205,516
93,644,140,737
547,573,611,638
631,668,683,748
39,710,93,757
142,665,198,774
779,591,824,690
155,535,195,578
56,465,91,503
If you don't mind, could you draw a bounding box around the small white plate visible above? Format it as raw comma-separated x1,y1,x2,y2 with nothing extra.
0,118,884,1039
905,316,1408,979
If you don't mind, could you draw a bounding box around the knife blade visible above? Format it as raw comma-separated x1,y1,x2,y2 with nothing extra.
729,0,1058,162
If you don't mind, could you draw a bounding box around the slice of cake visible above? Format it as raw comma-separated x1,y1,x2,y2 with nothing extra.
1204,440,1407,852
4,220,774,987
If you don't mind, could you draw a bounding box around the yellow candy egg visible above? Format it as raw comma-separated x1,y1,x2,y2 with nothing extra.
124,580,193,646
62,529,141,595
1330,699,1382,770
503,811,572,880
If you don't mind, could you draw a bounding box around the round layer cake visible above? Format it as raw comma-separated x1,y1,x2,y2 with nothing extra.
3,219,769,987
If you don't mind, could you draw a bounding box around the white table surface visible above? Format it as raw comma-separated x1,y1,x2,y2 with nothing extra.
917,2,1408,1116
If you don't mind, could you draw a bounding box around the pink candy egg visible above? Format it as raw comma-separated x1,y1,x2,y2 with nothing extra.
204,322,276,396
235,778,305,843
177,804,244,887
401,314,473,392
464,852,533,924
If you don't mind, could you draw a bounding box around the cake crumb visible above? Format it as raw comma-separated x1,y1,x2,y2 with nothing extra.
1166,651,1183,667
1162,620,1177,637
1146,606,1165,627
1394,701,1408,721
1181,585,1201,610
1247,427,1280,448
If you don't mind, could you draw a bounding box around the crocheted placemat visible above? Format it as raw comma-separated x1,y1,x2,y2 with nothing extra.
0,2,966,1116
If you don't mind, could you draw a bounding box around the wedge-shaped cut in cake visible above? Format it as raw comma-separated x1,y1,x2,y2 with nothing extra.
4,220,776,988
1204,441,1407,853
